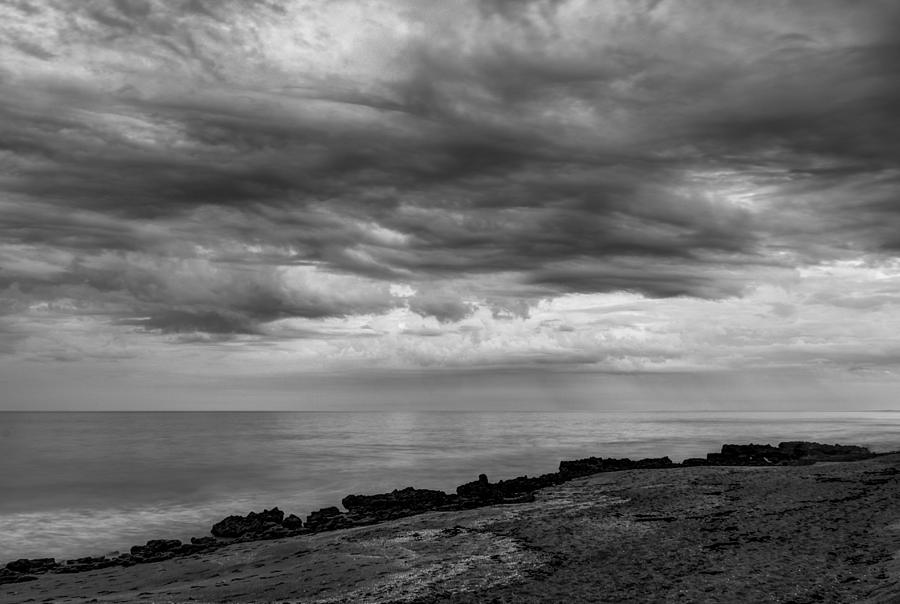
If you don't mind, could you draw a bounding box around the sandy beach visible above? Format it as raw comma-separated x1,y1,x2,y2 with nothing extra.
3,451,899,603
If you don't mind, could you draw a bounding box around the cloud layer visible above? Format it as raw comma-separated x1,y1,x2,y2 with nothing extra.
2,0,900,401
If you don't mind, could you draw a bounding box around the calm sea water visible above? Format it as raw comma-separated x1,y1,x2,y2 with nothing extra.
1,411,898,561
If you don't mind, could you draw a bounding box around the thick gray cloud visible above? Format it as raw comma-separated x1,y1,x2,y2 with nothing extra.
1,0,898,338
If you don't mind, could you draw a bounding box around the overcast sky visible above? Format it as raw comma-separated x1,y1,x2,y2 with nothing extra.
1,0,899,410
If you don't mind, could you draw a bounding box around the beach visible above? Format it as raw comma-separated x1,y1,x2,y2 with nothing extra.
3,449,899,603
5,410,900,562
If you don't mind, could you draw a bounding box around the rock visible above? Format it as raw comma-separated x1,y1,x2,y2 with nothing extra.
211,514,256,538
129,539,183,562
778,441,873,462
706,444,784,466
634,457,676,469
211,507,286,538
260,524,290,539
342,487,450,520
682,458,709,466
558,456,675,478
305,506,343,530
307,505,341,520
208,506,305,540
0,568,38,584
456,472,556,506
190,536,219,547
305,506,357,531
5,558,58,574
254,506,285,524
705,442,874,466
456,473,503,504
493,473,564,498
57,556,118,573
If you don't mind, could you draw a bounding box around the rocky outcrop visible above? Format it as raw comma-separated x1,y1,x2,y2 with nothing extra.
306,505,340,524
454,472,564,507
191,536,219,546
342,487,453,522
129,539,193,563
210,507,293,539
706,442,875,466
706,444,784,466
559,456,675,479
778,441,873,462
682,457,709,466
57,555,121,573
456,474,501,504
493,473,566,497
306,506,357,531
5,558,58,574
0,568,38,584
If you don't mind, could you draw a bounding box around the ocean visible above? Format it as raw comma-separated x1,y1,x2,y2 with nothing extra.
1,410,898,561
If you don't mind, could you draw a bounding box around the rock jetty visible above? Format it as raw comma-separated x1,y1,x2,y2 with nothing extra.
0,441,881,585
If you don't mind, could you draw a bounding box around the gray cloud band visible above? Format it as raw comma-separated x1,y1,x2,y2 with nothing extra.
1,0,898,335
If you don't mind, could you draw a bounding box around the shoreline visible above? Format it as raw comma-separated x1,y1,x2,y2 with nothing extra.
3,441,899,602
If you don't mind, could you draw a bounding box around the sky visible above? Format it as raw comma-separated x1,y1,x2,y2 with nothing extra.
1,0,900,410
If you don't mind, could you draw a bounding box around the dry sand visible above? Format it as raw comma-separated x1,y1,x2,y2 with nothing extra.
4,453,899,603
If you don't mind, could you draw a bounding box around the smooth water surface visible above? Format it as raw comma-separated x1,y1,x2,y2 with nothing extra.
1,411,898,560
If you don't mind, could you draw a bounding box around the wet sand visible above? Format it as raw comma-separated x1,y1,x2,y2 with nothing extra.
3,453,899,603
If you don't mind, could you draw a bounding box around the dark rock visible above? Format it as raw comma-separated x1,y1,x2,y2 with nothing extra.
705,442,874,466
190,536,219,547
306,506,341,528
559,456,675,478
707,443,784,466
282,514,304,530
176,543,206,555
211,514,259,538
456,471,559,506
129,539,183,562
259,524,290,539
682,458,709,466
634,457,676,469
305,506,352,531
307,505,341,521
255,506,286,524
493,473,564,498
456,473,503,504
57,556,118,573
137,539,182,553
5,558,58,574
0,568,38,584
778,441,873,461
342,487,449,520
211,507,286,538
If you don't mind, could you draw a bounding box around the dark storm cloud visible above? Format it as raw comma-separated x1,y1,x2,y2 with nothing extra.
117,310,254,335
1,0,899,333
527,260,748,299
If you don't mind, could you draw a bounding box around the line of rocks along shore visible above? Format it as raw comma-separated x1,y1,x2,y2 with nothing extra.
0,440,885,585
